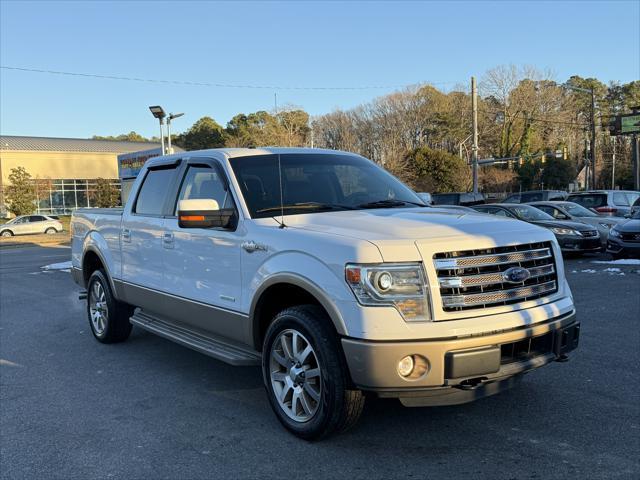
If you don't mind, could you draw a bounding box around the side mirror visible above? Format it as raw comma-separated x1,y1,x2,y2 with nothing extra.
416,192,432,205
178,199,235,229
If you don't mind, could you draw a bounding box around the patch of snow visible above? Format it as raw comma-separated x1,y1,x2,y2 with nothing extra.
42,261,72,271
602,268,621,273
580,269,597,273
591,259,640,265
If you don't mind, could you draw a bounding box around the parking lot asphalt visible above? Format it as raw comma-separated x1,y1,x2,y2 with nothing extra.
1,246,639,479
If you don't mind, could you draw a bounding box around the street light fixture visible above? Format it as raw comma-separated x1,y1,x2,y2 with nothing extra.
149,105,167,154
167,112,184,154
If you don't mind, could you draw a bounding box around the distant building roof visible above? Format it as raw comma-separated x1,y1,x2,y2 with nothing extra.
0,135,167,154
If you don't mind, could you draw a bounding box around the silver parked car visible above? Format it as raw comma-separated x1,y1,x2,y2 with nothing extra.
567,190,640,217
528,201,622,246
0,215,64,237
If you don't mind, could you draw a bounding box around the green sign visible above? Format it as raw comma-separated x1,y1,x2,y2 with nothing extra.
621,113,640,134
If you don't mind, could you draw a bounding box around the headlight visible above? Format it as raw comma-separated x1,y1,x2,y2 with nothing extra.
345,263,432,322
609,228,621,238
550,227,580,236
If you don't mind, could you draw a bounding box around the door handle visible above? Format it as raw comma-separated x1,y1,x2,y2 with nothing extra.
163,232,175,249
242,240,266,253
122,228,131,243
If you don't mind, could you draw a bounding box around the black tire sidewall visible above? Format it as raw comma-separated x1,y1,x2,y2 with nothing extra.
262,308,345,440
1,230,13,237
87,269,119,342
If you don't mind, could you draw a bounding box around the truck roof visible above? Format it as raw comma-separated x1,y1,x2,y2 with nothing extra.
145,147,360,168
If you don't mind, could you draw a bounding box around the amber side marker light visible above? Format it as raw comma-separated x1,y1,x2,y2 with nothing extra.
180,215,205,221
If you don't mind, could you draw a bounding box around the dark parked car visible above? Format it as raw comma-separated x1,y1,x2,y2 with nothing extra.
430,205,477,213
630,197,640,218
504,190,568,203
472,203,601,254
431,192,485,206
606,209,640,258
567,190,640,217
528,201,622,246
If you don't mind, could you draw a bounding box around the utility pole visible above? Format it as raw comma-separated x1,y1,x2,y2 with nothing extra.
633,134,640,191
471,76,479,194
611,137,616,189
590,88,597,188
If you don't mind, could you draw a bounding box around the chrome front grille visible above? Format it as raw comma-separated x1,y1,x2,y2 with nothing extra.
434,242,558,312
581,230,598,237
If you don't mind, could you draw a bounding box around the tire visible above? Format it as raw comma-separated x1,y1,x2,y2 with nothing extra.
262,305,365,440
45,227,57,234
87,269,134,343
0,230,13,237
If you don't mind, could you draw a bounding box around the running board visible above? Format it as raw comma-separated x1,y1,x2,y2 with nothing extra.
130,310,261,366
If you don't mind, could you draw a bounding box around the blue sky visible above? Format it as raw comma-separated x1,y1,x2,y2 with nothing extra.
1,0,638,139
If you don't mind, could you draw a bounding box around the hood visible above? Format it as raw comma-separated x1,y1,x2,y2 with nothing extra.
282,207,549,241
614,219,640,233
530,219,596,232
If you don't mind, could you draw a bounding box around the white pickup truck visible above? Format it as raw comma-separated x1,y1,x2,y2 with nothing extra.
71,148,579,439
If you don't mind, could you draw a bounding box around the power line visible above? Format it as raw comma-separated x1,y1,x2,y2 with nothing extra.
480,108,589,128
0,65,458,91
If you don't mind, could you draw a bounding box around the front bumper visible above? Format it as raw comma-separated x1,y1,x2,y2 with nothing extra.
606,237,640,258
556,235,602,252
342,311,579,405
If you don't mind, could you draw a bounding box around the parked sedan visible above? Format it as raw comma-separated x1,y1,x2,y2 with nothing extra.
606,209,640,258
472,203,601,254
528,201,622,246
0,215,63,237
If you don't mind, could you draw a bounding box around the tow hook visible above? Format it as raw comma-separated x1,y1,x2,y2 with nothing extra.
455,377,488,390
78,290,87,300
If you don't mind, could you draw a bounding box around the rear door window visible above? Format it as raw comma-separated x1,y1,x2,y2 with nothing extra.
135,168,177,215
29,216,46,222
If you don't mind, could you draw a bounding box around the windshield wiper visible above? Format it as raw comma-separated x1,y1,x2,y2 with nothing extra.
256,202,357,214
357,199,426,209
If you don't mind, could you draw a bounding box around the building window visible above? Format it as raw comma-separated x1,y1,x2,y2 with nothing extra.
35,178,121,215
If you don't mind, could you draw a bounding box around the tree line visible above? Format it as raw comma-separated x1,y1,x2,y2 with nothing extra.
95,65,638,194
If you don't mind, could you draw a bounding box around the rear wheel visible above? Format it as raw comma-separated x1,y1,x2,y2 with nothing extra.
0,230,13,237
45,227,57,234
262,305,365,440
87,269,133,343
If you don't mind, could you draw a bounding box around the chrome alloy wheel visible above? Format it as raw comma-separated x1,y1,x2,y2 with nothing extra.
89,281,109,336
269,329,322,423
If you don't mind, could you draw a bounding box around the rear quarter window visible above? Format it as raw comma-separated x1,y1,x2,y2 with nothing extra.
613,193,629,206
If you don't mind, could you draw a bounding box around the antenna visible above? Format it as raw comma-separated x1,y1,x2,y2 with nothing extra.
277,154,286,229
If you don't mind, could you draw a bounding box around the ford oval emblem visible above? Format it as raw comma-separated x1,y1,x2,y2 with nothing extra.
502,266,531,284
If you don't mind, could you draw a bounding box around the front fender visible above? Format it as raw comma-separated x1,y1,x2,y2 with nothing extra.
247,251,357,337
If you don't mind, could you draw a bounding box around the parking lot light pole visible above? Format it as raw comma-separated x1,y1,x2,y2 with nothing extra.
149,106,167,154
167,112,184,154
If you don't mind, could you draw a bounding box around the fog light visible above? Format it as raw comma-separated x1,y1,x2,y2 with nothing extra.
397,355,415,377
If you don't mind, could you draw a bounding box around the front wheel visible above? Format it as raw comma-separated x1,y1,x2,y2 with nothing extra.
262,305,365,440
45,227,57,234
0,230,13,237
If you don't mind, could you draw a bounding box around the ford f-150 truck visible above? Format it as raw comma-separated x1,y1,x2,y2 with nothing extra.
71,148,579,439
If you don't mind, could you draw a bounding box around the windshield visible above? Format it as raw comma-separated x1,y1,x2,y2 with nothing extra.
510,205,554,221
563,202,597,217
230,153,423,218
